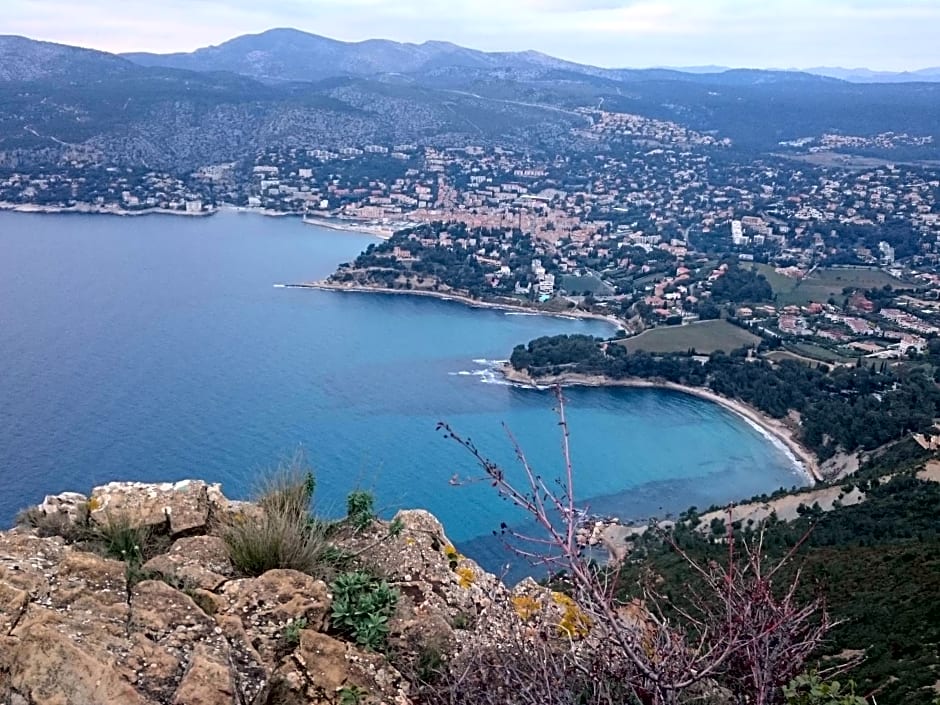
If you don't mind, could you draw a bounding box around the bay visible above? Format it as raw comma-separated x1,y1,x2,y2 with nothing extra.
0,210,805,572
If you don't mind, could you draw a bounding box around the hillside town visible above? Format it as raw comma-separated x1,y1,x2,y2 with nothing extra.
3,108,940,365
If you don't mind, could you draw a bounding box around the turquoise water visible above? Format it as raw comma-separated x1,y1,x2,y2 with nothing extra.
0,210,805,571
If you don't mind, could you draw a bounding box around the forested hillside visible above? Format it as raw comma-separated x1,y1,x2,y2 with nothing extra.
620,443,940,704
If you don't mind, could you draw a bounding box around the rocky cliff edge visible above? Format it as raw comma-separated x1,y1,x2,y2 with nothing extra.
0,480,575,705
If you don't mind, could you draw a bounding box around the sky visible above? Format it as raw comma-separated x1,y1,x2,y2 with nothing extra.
3,0,939,71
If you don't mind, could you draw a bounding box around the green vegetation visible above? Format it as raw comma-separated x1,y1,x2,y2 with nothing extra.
337,686,368,705
346,490,377,531
282,617,309,646
751,263,801,298
619,319,761,354
748,264,908,307
624,465,940,705
783,675,867,705
777,267,906,306
221,459,331,577
329,570,399,651
784,342,856,364
710,263,774,303
97,513,152,564
512,334,940,459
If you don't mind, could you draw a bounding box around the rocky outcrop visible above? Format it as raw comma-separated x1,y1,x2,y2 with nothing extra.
0,480,572,705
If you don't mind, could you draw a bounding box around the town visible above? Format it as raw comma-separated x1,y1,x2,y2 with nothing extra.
3,107,940,368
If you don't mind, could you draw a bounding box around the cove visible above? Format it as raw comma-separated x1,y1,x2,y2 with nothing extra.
0,210,806,571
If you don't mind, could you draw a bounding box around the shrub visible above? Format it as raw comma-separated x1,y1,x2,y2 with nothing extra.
345,490,376,531
783,674,868,705
256,452,316,517
222,503,329,577
329,570,398,651
337,686,368,705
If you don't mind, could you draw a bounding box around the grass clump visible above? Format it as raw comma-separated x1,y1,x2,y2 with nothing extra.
97,513,152,563
221,455,330,578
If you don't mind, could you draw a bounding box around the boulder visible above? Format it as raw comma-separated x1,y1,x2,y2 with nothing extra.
38,490,89,522
89,480,211,536
0,625,157,705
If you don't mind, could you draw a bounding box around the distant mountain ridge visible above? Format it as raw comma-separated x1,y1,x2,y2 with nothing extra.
121,28,598,84
120,28,940,85
120,28,837,86
1,31,938,171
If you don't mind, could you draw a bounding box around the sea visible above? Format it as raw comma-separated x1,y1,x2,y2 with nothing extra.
0,210,806,575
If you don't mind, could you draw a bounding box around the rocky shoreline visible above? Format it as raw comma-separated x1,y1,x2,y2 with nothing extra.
500,365,822,483
0,201,214,217
303,280,626,329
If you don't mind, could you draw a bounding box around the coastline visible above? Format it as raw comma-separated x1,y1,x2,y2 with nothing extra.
0,201,213,217
300,214,396,240
292,280,625,330
500,365,822,483
0,202,390,240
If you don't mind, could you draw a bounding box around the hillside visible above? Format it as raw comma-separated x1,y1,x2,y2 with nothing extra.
1,33,939,170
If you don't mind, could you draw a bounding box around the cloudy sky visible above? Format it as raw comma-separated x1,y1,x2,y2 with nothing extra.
4,0,939,70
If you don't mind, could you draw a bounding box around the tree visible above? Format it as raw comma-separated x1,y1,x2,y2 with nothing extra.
438,388,834,705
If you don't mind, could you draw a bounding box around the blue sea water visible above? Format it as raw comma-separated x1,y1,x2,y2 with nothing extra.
0,210,806,572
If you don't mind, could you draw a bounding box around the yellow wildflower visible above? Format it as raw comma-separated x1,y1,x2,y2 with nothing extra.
455,566,475,588
511,595,541,622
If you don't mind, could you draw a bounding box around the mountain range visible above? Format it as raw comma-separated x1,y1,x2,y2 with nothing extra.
123,29,940,85
1,29,939,170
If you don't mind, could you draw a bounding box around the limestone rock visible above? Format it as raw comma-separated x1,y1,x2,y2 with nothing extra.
220,569,331,666
142,535,233,591
130,579,216,640
282,630,411,705
346,509,507,630
2,623,156,705
53,549,128,608
172,643,237,705
38,490,89,522
89,479,211,536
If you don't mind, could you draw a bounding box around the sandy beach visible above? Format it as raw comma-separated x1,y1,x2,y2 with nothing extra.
299,280,627,329
500,365,822,482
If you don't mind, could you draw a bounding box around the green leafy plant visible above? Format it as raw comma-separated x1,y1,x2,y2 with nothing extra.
337,685,367,705
282,617,308,646
346,490,376,531
329,570,398,651
387,516,404,538
783,674,868,704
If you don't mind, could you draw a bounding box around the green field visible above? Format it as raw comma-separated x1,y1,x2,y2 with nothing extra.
618,319,761,354
757,265,907,306
559,273,614,296
785,342,857,363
